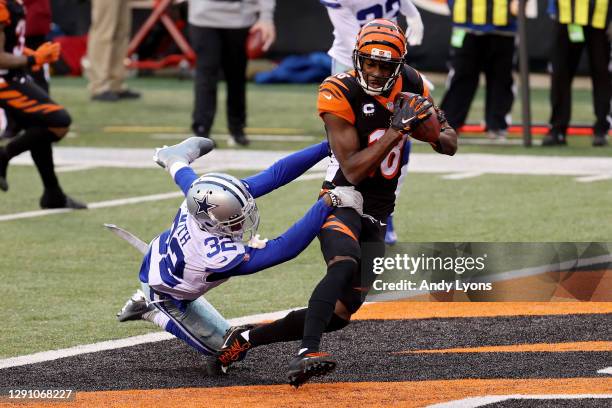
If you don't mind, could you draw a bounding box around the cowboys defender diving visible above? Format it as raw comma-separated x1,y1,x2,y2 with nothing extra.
115,137,363,365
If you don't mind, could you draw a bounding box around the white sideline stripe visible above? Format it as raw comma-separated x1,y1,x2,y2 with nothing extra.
0,173,326,223
55,164,98,173
428,394,612,407
0,308,300,369
598,367,612,375
0,192,184,222
575,174,612,183
441,172,483,180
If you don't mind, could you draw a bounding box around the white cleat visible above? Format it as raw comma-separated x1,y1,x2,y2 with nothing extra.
116,289,153,322
153,136,215,169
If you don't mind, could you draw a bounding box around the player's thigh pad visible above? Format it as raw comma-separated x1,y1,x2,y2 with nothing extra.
318,207,363,264
0,78,71,129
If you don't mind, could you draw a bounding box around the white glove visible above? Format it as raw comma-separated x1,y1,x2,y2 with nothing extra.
327,186,364,216
248,234,268,249
405,16,424,46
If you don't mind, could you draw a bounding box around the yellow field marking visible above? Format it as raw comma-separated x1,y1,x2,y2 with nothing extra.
103,126,304,134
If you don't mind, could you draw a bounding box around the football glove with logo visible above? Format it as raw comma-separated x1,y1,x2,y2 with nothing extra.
326,186,363,216
389,92,432,134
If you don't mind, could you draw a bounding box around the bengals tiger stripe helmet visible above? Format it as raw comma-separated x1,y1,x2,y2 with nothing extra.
352,19,407,95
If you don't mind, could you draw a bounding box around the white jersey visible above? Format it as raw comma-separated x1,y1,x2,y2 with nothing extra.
323,0,420,67
143,201,246,301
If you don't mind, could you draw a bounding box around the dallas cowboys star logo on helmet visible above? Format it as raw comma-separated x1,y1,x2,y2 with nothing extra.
194,194,218,216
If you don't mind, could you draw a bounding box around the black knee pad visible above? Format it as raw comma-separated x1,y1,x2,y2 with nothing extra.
340,289,365,315
325,313,349,332
48,109,72,129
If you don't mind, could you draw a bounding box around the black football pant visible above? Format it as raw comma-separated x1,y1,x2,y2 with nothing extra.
549,22,611,136
440,32,515,132
189,25,249,137
301,208,386,351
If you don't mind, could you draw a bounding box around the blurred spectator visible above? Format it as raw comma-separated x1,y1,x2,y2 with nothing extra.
188,0,276,146
24,0,51,91
544,0,610,147
440,0,517,141
321,0,424,74
87,0,140,102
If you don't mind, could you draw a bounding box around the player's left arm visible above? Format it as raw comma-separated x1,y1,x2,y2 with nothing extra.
207,196,335,280
241,140,330,198
413,69,458,156
431,106,458,155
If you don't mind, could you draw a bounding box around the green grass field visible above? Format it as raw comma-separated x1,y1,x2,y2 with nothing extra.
0,77,610,358
53,77,609,156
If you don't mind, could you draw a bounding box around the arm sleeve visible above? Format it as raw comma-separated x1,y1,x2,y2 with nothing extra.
400,0,421,19
174,166,199,196
242,141,330,198
220,199,332,278
258,0,276,22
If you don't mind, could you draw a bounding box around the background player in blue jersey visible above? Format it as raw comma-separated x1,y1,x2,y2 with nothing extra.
114,137,363,370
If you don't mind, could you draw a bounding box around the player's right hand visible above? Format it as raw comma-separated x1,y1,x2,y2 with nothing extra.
326,186,364,215
389,92,432,134
33,42,61,66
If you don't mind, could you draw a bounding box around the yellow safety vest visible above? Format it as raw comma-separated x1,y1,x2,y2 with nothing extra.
452,0,512,26
557,0,610,29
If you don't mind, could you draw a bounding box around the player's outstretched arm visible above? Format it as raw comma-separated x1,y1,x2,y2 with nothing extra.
242,140,330,198
209,187,363,279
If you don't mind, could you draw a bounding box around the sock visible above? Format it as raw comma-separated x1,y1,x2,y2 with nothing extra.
5,127,56,159
249,308,308,346
301,259,356,351
30,142,61,192
248,309,351,348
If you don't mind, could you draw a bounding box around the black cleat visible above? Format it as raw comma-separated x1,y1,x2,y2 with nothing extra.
0,146,9,192
593,134,609,147
40,193,87,210
541,132,567,146
228,132,250,147
216,325,254,372
287,351,337,388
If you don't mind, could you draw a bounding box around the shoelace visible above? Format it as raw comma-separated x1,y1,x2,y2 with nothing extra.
219,339,250,364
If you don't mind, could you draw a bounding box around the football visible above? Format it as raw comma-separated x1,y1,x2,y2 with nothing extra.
410,106,440,143
246,30,265,60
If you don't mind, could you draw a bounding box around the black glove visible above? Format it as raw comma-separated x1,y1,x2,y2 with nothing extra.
389,92,433,134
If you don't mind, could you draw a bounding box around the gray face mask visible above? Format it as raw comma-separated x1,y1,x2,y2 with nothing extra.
186,172,260,241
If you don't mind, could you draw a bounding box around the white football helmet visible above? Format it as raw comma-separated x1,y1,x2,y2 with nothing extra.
186,173,259,241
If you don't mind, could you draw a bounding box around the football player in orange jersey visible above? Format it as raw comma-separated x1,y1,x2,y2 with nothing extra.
217,19,457,387
0,0,85,208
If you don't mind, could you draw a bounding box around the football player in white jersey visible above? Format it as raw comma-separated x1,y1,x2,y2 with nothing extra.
114,137,363,368
321,0,425,245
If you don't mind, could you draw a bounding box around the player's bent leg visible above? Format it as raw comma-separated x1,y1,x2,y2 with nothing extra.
141,283,231,358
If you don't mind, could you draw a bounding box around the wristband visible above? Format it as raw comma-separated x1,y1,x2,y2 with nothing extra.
26,55,36,67
326,191,340,207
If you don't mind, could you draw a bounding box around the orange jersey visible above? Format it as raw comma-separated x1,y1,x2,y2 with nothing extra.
317,66,430,219
0,0,26,76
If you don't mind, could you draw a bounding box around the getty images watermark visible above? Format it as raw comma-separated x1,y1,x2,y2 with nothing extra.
371,252,492,292
361,242,612,301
